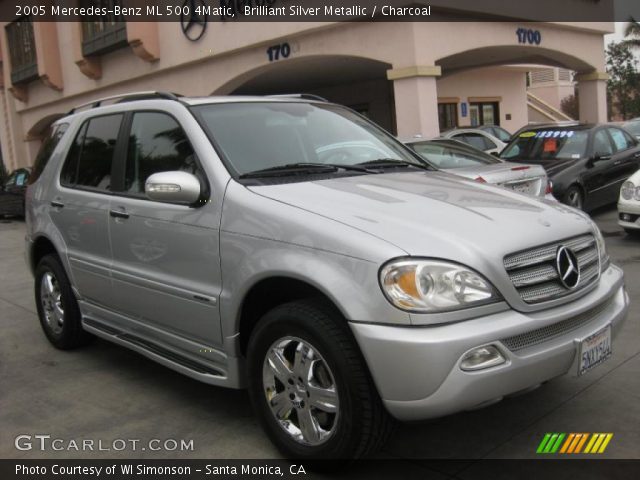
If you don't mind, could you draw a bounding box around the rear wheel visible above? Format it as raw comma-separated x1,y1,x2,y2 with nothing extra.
564,185,584,210
247,299,393,459
35,254,92,349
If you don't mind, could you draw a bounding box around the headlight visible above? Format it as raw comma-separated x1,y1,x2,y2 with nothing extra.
621,181,636,200
592,224,610,273
379,259,502,313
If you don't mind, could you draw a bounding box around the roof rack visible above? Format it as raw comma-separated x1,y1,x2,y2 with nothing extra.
267,94,328,102
67,91,184,114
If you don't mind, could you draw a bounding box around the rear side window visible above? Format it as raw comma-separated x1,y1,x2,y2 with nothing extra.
29,123,69,185
124,112,197,195
60,114,123,191
608,127,635,152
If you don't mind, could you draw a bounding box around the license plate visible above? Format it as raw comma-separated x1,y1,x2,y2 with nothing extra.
577,325,612,376
508,182,532,194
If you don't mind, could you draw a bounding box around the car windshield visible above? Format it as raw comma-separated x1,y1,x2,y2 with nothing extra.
191,102,424,176
409,141,500,168
500,129,588,161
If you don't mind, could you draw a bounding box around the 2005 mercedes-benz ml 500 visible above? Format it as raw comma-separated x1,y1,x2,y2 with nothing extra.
26,93,628,459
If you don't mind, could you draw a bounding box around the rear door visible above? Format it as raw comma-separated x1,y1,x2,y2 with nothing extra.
107,110,224,351
49,114,123,306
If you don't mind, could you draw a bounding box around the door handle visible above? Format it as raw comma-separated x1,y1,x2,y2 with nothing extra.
614,160,622,165
109,209,130,220
50,200,65,209
633,152,640,159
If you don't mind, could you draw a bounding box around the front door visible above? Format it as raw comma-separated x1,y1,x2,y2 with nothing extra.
108,111,223,351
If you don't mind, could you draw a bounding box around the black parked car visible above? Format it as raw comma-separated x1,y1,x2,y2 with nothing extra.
500,124,640,211
0,167,31,218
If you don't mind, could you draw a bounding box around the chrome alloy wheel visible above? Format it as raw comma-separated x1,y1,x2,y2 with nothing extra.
566,189,583,209
262,336,340,446
40,271,64,335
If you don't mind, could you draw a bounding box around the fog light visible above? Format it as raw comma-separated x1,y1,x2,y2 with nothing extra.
621,213,632,222
460,345,506,371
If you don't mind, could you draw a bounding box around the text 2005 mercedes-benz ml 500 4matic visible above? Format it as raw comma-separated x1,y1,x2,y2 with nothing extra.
25,92,629,459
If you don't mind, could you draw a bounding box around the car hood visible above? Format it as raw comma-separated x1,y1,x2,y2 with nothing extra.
248,171,594,263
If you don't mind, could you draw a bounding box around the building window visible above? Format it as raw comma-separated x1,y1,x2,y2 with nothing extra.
81,1,128,57
5,17,38,85
438,103,458,131
470,102,500,127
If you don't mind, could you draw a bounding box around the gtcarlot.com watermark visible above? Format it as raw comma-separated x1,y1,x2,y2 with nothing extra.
15,434,194,452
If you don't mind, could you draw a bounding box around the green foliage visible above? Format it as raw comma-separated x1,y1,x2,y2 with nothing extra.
623,17,640,50
606,41,640,120
560,92,579,120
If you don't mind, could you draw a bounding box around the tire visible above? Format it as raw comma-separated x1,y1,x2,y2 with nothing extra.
34,254,93,349
564,185,584,210
247,299,393,460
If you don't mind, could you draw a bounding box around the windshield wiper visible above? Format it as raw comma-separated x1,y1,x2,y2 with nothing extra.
239,162,376,179
356,158,433,171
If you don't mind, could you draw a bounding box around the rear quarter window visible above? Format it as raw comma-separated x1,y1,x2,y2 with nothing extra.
28,123,69,185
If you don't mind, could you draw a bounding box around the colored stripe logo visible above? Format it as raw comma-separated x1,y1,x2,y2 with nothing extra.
537,433,613,454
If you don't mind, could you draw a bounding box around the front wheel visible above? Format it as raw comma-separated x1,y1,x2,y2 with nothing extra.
564,185,584,210
247,299,393,459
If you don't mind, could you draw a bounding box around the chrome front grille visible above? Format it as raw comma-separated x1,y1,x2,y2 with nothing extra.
504,234,599,304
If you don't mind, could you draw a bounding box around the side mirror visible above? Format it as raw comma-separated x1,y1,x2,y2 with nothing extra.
593,152,612,162
490,151,500,157
145,171,202,205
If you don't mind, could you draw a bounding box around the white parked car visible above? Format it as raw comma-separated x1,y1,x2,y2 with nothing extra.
619,169,640,234
440,128,507,154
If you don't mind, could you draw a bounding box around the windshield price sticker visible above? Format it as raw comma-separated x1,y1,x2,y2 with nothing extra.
535,131,574,139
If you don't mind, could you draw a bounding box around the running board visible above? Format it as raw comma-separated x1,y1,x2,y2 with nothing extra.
83,318,226,380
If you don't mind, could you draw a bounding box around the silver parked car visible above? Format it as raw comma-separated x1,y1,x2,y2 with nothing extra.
405,138,552,198
26,93,628,459
440,127,507,154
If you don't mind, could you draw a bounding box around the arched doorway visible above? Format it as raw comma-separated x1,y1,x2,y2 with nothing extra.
214,55,396,133
433,45,603,133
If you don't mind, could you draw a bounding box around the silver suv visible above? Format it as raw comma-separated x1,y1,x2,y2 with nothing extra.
26,93,628,459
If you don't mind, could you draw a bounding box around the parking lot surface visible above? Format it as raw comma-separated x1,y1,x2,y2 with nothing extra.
1,207,638,464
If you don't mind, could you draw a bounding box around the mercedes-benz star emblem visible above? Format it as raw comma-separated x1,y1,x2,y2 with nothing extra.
556,246,580,290
180,0,208,42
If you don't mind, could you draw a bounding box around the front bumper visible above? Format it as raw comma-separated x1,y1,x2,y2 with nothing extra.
350,265,628,421
618,200,640,230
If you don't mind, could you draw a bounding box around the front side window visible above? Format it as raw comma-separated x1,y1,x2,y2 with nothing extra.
60,114,122,191
124,112,198,195
593,130,614,156
191,102,420,176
